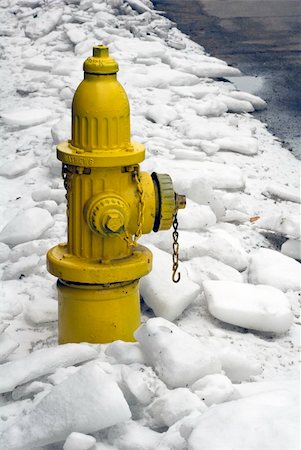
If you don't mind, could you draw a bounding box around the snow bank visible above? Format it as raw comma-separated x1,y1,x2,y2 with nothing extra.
188,390,299,450
135,318,221,388
248,248,301,291
1,363,131,449
204,280,293,333
0,343,98,394
0,208,54,246
140,245,200,321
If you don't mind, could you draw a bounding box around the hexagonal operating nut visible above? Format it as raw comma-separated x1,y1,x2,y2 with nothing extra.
103,211,124,233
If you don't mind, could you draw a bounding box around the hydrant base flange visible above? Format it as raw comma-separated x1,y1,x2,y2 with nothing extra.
47,244,152,284
58,279,140,344
57,141,145,168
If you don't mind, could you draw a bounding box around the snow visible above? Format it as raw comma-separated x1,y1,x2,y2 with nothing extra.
0,343,98,393
281,239,301,260
145,388,206,428
214,136,258,155
0,208,54,246
1,108,53,128
0,156,37,178
24,298,58,324
255,212,300,239
135,318,221,388
188,390,299,450
0,0,299,447
190,374,234,406
63,432,96,450
140,245,200,320
248,248,301,291
204,280,293,333
217,347,263,382
105,340,146,365
0,334,19,363
184,256,243,287
263,182,300,203
1,363,131,449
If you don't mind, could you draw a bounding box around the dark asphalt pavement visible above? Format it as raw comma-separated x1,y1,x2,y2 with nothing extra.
154,0,301,158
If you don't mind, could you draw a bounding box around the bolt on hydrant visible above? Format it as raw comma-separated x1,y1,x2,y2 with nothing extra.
47,45,186,344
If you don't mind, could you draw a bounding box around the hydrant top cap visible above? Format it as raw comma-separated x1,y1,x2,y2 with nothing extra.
83,45,119,75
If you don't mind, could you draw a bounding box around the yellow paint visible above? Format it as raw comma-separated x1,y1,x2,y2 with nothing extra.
47,45,186,344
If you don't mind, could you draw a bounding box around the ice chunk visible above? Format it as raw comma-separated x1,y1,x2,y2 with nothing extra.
1,254,40,280
24,299,58,324
0,243,10,263
188,230,249,271
0,334,19,363
184,256,243,287
190,374,234,406
66,27,87,44
107,421,161,450
145,105,178,125
0,208,54,246
64,432,96,450
140,245,200,321
25,10,62,39
281,239,301,260
105,340,146,365
0,343,98,393
12,381,52,401
145,388,206,428
248,248,301,292
177,200,216,230
1,108,52,128
121,366,163,406
218,95,254,113
51,115,71,144
263,183,300,203
185,179,225,219
135,318,221,388
171,58,241,78
214,136,258,155
24,57,52,72
203,280,293,333
217,348,263,382
255,213,300,239
228,91,267,110
114,38,166,59
0,157,36,178
1,363,131,449
188,390,299,450
32,187,66,204
10,239,55,262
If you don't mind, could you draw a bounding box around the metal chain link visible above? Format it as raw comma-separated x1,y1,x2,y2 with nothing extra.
172,213,181,283
121,167,145,248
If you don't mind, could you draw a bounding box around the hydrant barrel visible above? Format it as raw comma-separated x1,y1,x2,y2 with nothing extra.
47,45,186,344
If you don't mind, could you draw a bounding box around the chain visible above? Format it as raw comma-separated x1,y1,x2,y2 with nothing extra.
121,166,145,248
172,213,181,283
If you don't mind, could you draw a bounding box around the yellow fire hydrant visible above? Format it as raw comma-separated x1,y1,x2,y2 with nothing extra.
47,45,186,344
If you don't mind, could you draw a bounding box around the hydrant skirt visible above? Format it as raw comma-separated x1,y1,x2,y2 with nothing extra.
57,279,140,344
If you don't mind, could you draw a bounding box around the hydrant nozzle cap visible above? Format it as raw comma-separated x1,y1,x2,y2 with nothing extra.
83,44,119,75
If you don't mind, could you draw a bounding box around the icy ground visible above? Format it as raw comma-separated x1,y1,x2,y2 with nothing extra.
0,0,300,449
